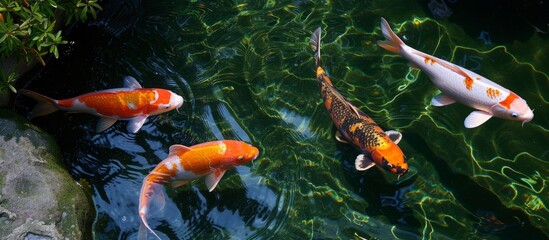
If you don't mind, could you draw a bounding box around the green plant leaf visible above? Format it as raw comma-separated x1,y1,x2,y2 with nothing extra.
0,0,103,65
89,7,97,19
8,84,16,93
89,1,103,10
47,0,58,8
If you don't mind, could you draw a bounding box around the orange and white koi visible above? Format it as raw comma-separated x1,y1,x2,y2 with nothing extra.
138,140,259,240
19,76,184,133
310,27,408,176
378,18,533,128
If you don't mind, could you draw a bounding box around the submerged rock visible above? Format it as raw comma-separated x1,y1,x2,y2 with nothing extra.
0,109,93,240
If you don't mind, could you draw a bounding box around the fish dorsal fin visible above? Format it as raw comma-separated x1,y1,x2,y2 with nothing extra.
205,169,227,192
385,130,402,144
168,144,192,155
464,111,493,128
431,93,456,107
413,51,475,81
123,76,143,89
96,117,117,132
355,154,376,171
346,101,361,117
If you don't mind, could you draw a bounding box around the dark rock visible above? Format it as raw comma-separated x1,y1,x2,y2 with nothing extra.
0,109,93,240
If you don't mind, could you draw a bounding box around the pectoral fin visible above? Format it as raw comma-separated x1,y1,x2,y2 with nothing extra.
96,117,117,132
385,130,402,144
335,131,349,144
355,154,376,171
172,180,189,188
431,93,456,107
127,115,148,133
205,169,227,192
464,111,492,128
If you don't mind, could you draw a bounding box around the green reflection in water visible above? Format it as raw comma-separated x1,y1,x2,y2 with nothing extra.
119,0,548,238
17,0,548,239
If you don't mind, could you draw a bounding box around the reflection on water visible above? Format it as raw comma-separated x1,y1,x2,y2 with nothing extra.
13,0,548,239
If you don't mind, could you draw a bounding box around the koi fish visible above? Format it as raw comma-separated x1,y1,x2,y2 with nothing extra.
19,76,184,133
138,140,259,240
378,17,534,128
310,27,408,176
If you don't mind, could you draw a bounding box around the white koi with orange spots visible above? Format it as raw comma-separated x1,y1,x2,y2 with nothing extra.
19,76,184,133
378,18,534,128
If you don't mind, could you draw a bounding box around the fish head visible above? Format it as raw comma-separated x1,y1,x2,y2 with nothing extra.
222,140,260,168
492,94,534,125
370,143,408,176
150,90,184,115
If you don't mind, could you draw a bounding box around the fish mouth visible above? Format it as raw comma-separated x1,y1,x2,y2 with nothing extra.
175,97,184,113
251,148,260,161
521,109,534,127
396,168,409,180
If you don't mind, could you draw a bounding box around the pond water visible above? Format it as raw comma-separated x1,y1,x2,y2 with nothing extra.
13,0,548,239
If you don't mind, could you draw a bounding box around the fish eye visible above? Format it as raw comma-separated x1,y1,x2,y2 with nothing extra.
511,113,518,118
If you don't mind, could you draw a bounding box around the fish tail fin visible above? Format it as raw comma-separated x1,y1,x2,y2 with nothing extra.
309,27,322,67
309,27,334,86
18,89,58,118
138,212,162,240
377,17,405,54
138,179,164,240
137,220,149,240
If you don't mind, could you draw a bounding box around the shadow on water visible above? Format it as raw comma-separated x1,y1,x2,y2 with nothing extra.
418,0,549,44
405,132,548,240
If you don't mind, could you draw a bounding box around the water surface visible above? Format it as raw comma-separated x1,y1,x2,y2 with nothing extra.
14,0,548,239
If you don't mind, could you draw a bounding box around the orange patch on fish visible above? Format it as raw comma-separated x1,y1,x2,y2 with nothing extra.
486,88,501,99
155,89,172,105
175,144,226,175
317,67,333,86
499,92,519,109
324,96,333,108
424,57,436,65
350,123,362,133
464,77,474,90
58,99,75,108
80,91,157,117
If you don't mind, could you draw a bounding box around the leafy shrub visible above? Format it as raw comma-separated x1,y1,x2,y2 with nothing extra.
0,0,102,93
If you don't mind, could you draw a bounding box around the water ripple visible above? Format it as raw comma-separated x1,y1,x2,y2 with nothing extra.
14,0,549,239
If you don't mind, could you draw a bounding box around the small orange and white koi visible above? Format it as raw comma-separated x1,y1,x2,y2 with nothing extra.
19,76,184,133
378,18,534,128
138,140,259,240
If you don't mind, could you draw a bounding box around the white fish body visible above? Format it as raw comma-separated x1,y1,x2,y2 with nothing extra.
378,18,534,128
